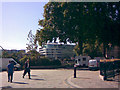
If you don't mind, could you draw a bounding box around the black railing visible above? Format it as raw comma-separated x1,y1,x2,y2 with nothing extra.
100,59,120,80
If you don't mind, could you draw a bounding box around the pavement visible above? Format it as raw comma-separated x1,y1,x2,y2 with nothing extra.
0,69,119,89
67,70,119,88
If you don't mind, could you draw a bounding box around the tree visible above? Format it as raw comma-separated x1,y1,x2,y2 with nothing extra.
26,30,37,51
35,2,120,56
2,50,25,63
96,2,120,57
2,50,9,58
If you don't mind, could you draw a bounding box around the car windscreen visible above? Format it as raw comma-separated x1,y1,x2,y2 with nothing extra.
89,61,97,65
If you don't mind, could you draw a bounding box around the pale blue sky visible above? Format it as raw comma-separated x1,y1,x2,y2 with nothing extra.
1,2,48,50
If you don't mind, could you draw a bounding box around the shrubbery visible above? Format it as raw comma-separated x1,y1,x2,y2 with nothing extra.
19,55,61,67
50,60,61,66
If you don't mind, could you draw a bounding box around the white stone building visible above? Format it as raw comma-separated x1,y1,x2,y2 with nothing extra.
39,43,76,60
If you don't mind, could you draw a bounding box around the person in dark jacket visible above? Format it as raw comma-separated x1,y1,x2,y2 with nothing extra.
23,59,31,79
7,60,14,83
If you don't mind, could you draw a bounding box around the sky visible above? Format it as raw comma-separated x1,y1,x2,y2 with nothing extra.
1,1,48,50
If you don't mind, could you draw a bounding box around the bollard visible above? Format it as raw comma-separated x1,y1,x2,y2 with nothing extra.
100,62,103,75
74,65,76,78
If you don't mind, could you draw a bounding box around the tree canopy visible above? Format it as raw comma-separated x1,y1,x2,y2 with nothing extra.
35,2,120,56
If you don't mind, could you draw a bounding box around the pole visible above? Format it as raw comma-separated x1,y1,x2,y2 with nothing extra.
74,65,76,78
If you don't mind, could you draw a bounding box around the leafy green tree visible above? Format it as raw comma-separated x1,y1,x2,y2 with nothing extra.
19,55,28,68
2,50,25,63
96,2,120,57
20,50,50,66
83,40,103,58
2,50,10,58
35,2,120,57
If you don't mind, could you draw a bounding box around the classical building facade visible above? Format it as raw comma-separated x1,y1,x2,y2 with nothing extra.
39,43,76,60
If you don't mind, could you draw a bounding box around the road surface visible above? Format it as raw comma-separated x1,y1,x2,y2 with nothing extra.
0,69,119,89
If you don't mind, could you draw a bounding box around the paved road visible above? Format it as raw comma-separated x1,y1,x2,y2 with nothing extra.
70,70,119,88
0,69,73,88
0,69,119,89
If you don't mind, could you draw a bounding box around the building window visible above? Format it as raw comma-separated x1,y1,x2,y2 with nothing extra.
78,59,81,61
75,60,77,63
83,58,86,61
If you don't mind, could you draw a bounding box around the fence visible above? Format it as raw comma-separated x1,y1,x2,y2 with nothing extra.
100,59,120,80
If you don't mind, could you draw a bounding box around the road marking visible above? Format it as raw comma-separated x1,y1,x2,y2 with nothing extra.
63,78,73,88
65,75,83,88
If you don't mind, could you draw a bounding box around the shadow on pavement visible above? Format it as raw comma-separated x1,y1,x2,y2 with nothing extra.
77,68,89,71
30,75,38,77
1,86,12,89
12,82,28,84
30,78,44,81
107,78,120,82
75,77,91,79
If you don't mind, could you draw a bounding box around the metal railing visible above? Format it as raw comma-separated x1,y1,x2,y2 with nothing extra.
100,59,120,80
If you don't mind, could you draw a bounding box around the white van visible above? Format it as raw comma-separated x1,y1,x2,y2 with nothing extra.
88,59,99,70
0,58,21,71
75,56,91,67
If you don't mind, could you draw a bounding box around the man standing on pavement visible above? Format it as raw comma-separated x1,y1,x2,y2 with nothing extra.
7,60,14,83
23,59,31,79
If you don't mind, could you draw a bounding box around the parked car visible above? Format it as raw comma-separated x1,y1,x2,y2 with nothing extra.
88,59,99,70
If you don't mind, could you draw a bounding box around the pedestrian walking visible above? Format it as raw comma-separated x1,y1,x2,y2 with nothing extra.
7,60,14,83
23,59,31,79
